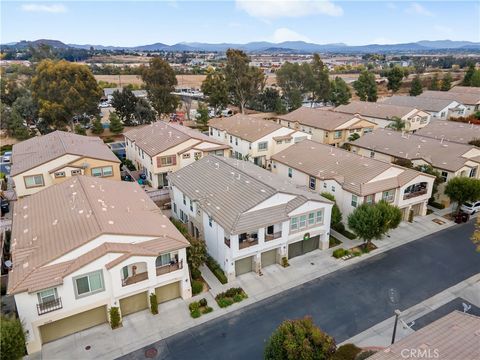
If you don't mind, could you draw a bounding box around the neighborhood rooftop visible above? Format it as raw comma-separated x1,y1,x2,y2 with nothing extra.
124,121,227,157
271,139,429,196
380,95,457,112
208,114,284,142
11,130,120,176
350,128,480,172
418,90,480,106
415,121,480,144
335,101,419,119
168,155,332,234
8,176,189,294
277,107,368,130
449,85,480,95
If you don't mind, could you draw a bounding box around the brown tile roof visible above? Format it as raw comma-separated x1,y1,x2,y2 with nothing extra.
335,101,419,120
11,131,120,176
271,140,428,196
124,121,225,157
350,128,480,172
381,95,456,112
419,90,480,106
277,107,375,130
209,114,284,142
8,176,189,294
415,121,480,144
368,311,480,360
450,86,480,95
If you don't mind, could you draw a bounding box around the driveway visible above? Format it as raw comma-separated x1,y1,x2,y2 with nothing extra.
120,220,479,360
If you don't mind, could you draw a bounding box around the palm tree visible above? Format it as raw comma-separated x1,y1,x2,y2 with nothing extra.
386,116,406,132
348,132,360,142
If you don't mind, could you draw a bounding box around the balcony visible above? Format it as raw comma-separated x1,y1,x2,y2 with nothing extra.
37,298,62,316
122,271,148,286
403,182,428,200
403,189,428,200
265,232,282,241
239,239,258,249
156,260,183,276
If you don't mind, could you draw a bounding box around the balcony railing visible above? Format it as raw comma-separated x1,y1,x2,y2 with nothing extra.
122,271,148,287
37,297,63,316
156,260,183,276
265,232,282,241
403,189,428,200
239,239,258,249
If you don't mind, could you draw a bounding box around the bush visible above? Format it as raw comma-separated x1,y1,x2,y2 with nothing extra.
1,316,26,360
199,298,207,307
333,343,361,360
191,280,203,295
149,293,158,315
205,255,228,284
333,248,346,258
191,267,201,280
217,297,234,308
332,223,357,240
189,301,200,312
355,350,377,360
201,306,213,314
215,287,247,308
109,307,121,329
333,222,345,233
233,294,243,302
428,201,445,209
281,256,289,267
191,309,201,318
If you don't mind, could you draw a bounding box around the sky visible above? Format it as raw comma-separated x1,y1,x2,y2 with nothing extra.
1,1,479,46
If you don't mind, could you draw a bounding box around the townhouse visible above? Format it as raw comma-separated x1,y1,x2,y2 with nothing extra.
8,176,191,354
335,101,431,132
208,114,310,168
415,121,480,145
11,131,121,197
168,155,333,281
419,90,480,117
271,140,434,221
275,107,377,146
349,129,480,205
380,95,465,120
124,121,230,188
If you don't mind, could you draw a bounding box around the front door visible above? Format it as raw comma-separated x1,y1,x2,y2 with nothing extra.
158,173,168,187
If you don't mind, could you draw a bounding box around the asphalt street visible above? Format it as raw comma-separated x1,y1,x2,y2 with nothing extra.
120,220,480,360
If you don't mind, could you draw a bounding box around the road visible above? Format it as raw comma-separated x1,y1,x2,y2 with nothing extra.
120,220,479,360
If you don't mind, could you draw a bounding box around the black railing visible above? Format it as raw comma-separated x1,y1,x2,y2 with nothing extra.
37,297,62,315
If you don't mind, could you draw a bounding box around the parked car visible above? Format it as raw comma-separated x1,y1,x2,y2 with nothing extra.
221,109,233,117
2,151,12,163
99,102,110,108
1,199,9,216
460,201,480,215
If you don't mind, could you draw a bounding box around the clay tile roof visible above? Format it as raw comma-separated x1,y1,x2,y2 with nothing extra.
415,121,480,145
335,101,419,119
380,95,456,112
419,90,480,106
209,114,284,142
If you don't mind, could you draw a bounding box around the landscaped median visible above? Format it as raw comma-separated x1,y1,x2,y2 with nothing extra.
215,287,248,308
332,242,377,260
188,298,213,318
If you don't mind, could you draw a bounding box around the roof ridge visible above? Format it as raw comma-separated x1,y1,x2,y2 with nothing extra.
77,177,104,233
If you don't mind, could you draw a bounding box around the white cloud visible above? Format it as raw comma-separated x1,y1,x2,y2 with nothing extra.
236,0,343,19
272,28,311,43
21,3,67,13
405,2,434,16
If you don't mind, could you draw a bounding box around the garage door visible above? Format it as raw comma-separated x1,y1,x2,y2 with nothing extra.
40,306,107,344
155,282,181,304
119,291,148,316
235,256,253,276
288,236,320,260
261,249,277,268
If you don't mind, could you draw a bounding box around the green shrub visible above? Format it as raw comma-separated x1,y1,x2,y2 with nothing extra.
0,144,13,155
333,222,345,233
192,280,203,295
233,294,243,302
109,307,121,329
353,250,362,257
201,306,213,314
281,257,289,267
205,255,228,284
191,309,201,318
149,293,158,315
333,343,361,360
217,297,234,308
191,267,201,280
1,316,26,360
333,248,346,258
355,350,377,360
189,301,200,312
215,287,247,308
199,298,207,307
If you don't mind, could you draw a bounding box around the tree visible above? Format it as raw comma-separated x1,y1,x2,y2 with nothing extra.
462,64,475,86
264,316,336,360
386,66,404,93
0,75,27,106
111,88,137,125
348,201,402,246
470,70,480,87
91,117,104,135
31,60,102,130
252,88,286,113
108,112,124,134
428,73,439,90
134,98,156,124
5,110,31,140
310,54,331,104
348,132,360,142
409,76,423,96
321,192,342,228
1,316,26,360
187,237,207,272
440,73,452,91
224,49,265,114
141,57,178,118
201,69,229,114
444,177,480,213
196,102,210,127
330,77,351,106
353,71,377,102
277,62,311,110
392,158,413,168
74,124,86,135
386,116,406,132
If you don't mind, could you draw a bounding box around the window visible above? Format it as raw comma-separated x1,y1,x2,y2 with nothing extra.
370,151,375,158
308,212,315,225
182,153,191,159
365,195,374,205
331,185,335,192
288,168,293,178
230,135,233,143
194,152,202,159
469,167,477,178
215,150,224,156
364,128,373,134
24,175,44,188
334,131,342,139
382,190,395,203
91,166,113,177
159,156,176,167
190,199,193,212
208,217,213,227
183,194,186,205
37,288,58,304
290,217,298,231
235,138,238,146
351,195,358,207
218,130,221,136
249,143,252,150
299,215,307,229
441,171,448,182
316,210,323,224
73,270,104,298
210,128,213,135
54,171,65,178
285,139,291,143
173,202,177,214
309,176,316,190
71,169,81,176
323,183,327,189
156,253,171,267
258,142,268,151
276,140,283,145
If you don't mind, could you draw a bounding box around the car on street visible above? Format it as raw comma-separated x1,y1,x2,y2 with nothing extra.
2,151,12,163
460,201,480,215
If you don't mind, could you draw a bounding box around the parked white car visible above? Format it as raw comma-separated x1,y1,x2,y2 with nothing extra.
2,151,12,163
99,102,110,108
460,201,480,215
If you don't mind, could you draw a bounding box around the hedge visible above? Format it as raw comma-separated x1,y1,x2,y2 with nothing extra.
205,255,228,284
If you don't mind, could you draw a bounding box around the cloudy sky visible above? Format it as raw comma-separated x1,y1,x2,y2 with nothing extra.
1,1,479,46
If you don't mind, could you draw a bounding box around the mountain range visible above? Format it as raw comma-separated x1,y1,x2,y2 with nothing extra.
3,39,480,53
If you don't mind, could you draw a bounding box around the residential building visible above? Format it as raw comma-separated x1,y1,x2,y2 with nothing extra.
8,176,191,354
271,140,434,220
380,95,465,120
208,114,310,168
124,121,230,188
415,121,480,145
419,90,480,116
275,107,377,146
349,129,480,205
335,101,431,132
368,311,480,360
168,155,333,281
11,131,121,197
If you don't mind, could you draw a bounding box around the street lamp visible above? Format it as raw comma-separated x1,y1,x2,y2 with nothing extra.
391,309,402,345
